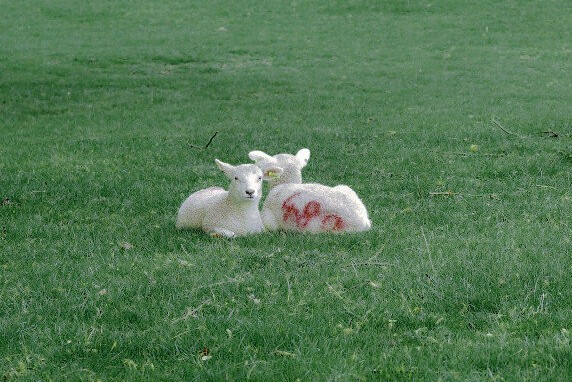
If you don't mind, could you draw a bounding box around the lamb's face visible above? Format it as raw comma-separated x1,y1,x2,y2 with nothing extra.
248,148,310,188
215,160,263,202
228,164,264,202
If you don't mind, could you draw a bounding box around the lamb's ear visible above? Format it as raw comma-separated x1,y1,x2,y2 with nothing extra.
263,166,283,181
248,150,273,163
295,148,310,167
215,159,235,179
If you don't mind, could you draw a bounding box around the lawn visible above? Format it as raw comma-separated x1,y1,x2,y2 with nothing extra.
1,0,571,380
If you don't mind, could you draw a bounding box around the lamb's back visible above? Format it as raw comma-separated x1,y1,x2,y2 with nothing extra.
176,187,226,229
263,183,370,232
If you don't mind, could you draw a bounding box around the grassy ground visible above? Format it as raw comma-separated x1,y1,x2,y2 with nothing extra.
1,0,571,380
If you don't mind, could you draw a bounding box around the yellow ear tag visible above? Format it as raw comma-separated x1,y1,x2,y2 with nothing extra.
267,170,279,180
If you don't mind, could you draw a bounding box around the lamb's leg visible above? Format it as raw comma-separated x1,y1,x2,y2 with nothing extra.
210,227,236,238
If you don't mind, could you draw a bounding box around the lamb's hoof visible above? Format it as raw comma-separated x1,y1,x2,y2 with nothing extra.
210,229,236,239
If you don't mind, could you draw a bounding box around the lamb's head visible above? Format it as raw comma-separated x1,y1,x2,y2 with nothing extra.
215,159,282,203
248,148,310,188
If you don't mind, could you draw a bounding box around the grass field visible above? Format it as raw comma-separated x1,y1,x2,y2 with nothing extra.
1,0,571,380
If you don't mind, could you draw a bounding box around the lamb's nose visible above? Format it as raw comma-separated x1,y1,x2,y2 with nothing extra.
245,189,255,197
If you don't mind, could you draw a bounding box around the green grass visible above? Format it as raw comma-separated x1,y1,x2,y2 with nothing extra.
1,0,571,380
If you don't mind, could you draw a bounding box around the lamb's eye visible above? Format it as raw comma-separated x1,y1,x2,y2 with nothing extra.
258,176,262,181
234,176,239,181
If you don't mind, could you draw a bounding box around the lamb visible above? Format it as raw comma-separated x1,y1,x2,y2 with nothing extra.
176,159,282,238
248,148,310,188
248,149,371,233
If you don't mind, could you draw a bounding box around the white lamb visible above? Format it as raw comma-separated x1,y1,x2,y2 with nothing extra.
176,159,281,238
248,149,371,233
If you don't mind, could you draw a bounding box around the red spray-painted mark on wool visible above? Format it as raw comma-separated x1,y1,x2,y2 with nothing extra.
322,214,345,231
281,192,345,231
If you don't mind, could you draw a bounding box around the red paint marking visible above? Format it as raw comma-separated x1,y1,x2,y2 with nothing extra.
303,201,321,220
282,192,302,225
281,193,345,231
322,214,345,231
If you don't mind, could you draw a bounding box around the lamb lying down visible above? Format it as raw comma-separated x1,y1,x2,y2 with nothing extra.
176,159,281,238
261,183,372,233
249,149,371,233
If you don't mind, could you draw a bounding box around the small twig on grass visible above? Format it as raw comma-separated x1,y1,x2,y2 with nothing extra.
453,151,505,157
491,119,524,139
482,152,506,157
193,274,249,292
204,131,218,148
350,260,392,268
430,191,499,199
326,283,358,318
429,191,456,196
326,282,346,301
348,254,394,269
190,131,219,149
421,227,437,275
172,299,212,323
464,193,499,199
540,130,560,138
274,350,296,358
286,274,292,302
536,184,558,190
